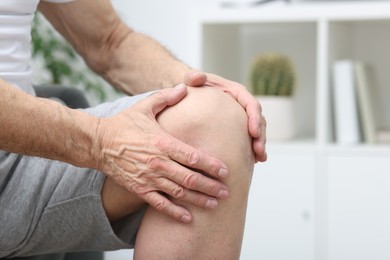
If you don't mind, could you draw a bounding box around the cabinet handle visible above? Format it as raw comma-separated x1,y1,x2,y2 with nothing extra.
302,210,311,222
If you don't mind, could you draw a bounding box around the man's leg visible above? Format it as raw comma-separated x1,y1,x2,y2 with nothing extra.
20,86,104,260
0,87,252,258
0,93,151,258
133,87,255,259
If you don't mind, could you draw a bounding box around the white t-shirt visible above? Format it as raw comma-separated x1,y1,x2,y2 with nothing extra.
0,0,73,94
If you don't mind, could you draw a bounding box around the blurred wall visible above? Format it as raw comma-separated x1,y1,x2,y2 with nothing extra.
110,0,221,66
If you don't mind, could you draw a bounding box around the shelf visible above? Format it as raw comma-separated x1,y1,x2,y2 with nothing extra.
190,1,390,146
194,1,390,23
328,19,390,132
325,143,390,156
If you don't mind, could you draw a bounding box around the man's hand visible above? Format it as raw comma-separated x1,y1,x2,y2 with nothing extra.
95,85,229,223
185,70,267,162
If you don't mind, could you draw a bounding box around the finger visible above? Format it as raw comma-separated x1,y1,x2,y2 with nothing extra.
142,191,193,223
135,84,188,116
156,135,229,180
236,90,262,139
253,138,267,163
155,178,219,209
184,69,207,87
251,114,267,162
206,73,262,139
259,152,268,162
180,189,219,209
257,114,267,162
178,168,229,199
157,159,229,199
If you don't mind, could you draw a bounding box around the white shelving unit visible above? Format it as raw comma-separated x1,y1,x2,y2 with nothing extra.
189,1,390,260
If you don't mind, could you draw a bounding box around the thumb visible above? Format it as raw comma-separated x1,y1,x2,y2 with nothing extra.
136,84,188,116
184,69,207,87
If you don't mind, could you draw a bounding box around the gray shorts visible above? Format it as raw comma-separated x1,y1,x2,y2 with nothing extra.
0,92,154,258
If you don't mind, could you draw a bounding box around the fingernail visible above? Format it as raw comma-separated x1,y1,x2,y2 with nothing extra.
175,83,185,90
191,71,203,79
181,214,192,223
218,189,229,199
218,168,228,178
206,199,218,209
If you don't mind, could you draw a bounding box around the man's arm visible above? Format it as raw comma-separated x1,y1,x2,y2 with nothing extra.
0,79,229,223
38,0,267,162
38,0,189,95
0,79,99,167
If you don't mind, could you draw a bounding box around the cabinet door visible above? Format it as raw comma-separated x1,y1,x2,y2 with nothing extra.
328,155,390,260
241,150,315,260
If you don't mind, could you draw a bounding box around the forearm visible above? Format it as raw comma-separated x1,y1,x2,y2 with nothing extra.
0,79,99,168
38,0,190,96
95,30,191,95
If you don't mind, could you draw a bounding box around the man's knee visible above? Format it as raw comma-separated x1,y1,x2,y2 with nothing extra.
157,86,249,145
134,87,254,260
157,86,254,190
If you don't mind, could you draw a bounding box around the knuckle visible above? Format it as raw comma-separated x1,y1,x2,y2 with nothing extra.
257,143,266,155
153,134,177,154
209,160,222,177
154,199,167,213
147,156,164,171
154,134,200,166
193,195,207,207
256,99,262,108
171,185,185,199
152,134,167,150
183,173,198,189
208,183,221,196
238,83,246,89
131,183,147,196
186,150,199,165
262,116,267,127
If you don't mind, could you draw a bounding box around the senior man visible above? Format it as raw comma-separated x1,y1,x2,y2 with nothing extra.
0,0,267,259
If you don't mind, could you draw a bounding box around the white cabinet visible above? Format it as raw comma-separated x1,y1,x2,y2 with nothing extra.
241,145,315,260
327,150,390,260
189,1,390,259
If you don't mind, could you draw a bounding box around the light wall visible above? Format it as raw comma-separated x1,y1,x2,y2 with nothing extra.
109,0,314,68
110,0,221,66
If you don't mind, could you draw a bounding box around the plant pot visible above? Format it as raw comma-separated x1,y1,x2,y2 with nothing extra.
256,96,296,141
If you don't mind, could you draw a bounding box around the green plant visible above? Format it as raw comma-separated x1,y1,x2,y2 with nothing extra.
249,53,296,96
31,12,109,103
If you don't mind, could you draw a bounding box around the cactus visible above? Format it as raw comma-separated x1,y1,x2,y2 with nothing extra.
250,53,296,96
